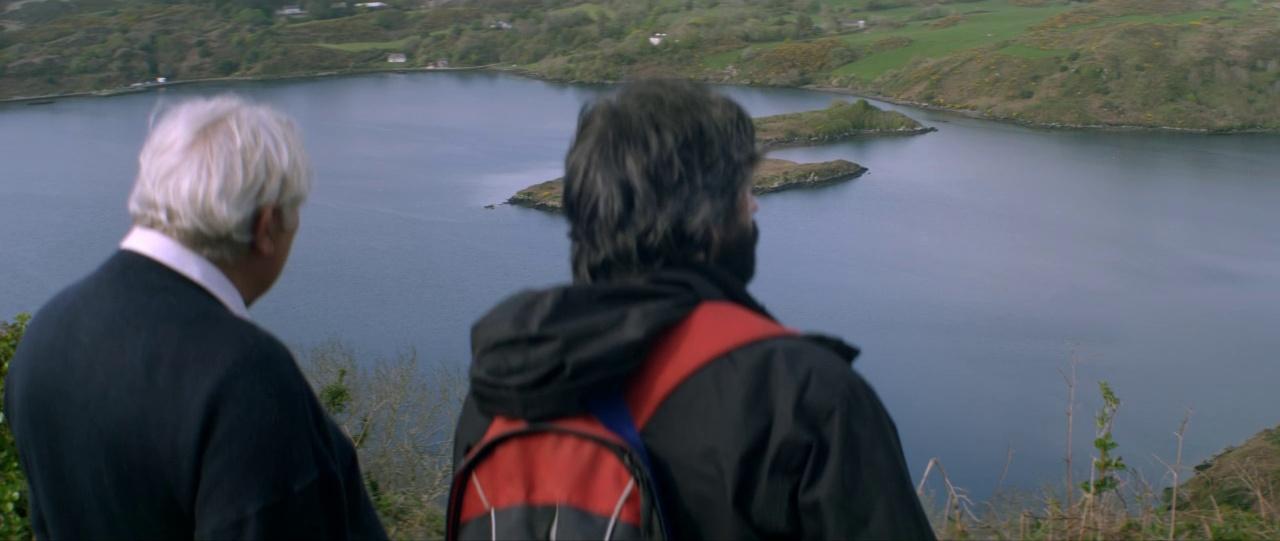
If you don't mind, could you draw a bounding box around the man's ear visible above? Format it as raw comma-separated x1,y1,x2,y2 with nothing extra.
251,207,277,256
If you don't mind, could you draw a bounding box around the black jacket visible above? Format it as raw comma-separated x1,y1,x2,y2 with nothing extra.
454,266,935,540
4,251,387,540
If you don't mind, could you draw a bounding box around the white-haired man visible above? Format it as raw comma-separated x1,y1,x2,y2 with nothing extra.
4,96,387,540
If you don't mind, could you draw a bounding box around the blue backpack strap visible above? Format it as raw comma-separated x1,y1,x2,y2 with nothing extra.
587,393,672,541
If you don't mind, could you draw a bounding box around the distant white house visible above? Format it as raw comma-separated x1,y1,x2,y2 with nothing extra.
275,5,306,16
649,32,668,46
489,20,513,30
156,77,168,83
387,53,407,63
854,19,867,29
354,1,387,7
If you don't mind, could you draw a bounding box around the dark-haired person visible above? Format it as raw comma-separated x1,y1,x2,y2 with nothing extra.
4,96,387,540
453,80,935,540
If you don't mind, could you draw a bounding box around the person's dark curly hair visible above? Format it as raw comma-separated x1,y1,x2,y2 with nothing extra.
564,80,761,284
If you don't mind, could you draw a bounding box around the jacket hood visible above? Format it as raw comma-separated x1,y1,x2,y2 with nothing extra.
470,265,783,421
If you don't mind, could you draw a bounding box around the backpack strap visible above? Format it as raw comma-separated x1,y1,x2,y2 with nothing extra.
589,300,794,540
625,300,797,429
586,393,670,540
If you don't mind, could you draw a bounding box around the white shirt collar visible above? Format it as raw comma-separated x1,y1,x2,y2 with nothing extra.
119,226,251,320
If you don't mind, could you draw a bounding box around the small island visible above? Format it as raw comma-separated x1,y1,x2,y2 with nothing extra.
509,100,923,212
510,158,867,212
755,99,936,149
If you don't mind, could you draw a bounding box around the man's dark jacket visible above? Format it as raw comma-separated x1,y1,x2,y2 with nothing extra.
4,251,387,540
454,266,935,540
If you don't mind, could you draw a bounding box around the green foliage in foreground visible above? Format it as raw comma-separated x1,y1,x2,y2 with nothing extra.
1177,424,1280,533
3,310,1279,539
923,380,1280,540
1082,381,1126,497
303,341,464,540
0,314,31,540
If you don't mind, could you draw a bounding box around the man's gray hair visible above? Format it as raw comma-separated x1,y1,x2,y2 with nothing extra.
128,95,311,262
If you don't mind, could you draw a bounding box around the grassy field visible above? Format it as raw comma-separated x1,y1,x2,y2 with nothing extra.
313,38,411,52
997,44,1070,59
833,1,1075,79
696,1,1074,80
548,3,614,20
675,0,1275,129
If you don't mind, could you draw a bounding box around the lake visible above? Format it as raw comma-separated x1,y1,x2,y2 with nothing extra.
2,71,1278,498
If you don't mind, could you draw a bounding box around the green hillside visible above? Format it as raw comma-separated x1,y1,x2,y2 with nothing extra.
2,0,1277,130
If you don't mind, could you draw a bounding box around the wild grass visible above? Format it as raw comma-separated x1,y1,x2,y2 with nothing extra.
6,311,1280,539
305,338,1280,540
917,355,1280,540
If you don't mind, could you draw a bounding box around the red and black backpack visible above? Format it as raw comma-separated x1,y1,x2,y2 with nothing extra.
446,301,796,541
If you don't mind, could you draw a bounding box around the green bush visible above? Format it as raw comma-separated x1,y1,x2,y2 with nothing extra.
1,314,31,540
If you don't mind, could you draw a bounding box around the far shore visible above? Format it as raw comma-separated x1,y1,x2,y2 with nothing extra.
0,64,501,105
806,86,1280,135
4,65,1276,135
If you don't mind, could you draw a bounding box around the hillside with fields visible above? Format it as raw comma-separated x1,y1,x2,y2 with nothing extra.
2,0,1277,130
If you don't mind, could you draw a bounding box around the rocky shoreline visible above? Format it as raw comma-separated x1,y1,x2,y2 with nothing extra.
759,126,938,150
0,65,500,105
752,159,868,194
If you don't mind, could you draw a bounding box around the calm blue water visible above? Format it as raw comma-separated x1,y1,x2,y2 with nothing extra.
3,71,1279,497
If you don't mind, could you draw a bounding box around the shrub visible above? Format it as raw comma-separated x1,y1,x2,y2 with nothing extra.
302,341,465,540
234,8,270,27
908,6,951,22
0,314,31,540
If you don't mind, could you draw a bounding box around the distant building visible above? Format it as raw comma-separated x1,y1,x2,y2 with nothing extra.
649,32,668,46
156,77,168,83
426,59,450,69
489,20,513,30
354,1,387,7
275,5,306,16
387,53,407,63
855,19,867,29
